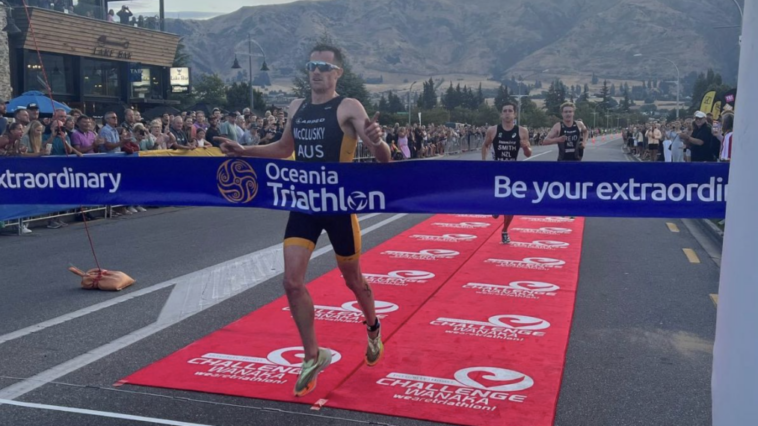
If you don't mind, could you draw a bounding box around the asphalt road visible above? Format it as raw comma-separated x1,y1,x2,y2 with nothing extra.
0,137,719,426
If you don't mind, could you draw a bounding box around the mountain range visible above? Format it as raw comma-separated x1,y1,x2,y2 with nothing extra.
165,0,742,85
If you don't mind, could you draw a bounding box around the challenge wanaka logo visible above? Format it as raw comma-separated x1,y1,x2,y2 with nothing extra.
189,347,341,385
377,366,534,411
463,281,560,299
430,314,550,341
217,159,258,204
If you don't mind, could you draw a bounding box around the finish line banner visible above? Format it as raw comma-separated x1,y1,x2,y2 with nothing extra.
0,157,729,218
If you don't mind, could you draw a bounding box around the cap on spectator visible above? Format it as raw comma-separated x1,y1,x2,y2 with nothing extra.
227,111,238,117
694,111,707,119
27,103,39,110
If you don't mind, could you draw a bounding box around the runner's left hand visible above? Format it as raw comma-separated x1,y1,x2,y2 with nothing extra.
364,112,383,146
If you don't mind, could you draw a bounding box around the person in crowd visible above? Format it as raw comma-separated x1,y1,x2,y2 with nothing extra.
205,115,222,147
98,111,123,153
26,103,40,122
107,9,115,22
681,111,718,162
132,123,154,151
397,127,411,159
117,5,132,24
193,111,208,132
121,108,137,136
235,115,246,141
71,115,100,154
168,116,193,150
195,128,211,148
0,99,7,135
183,116,197,141
46,119,81,157
19,120,47,157
219,111,239,141
720,112,734,162
148,120,172,150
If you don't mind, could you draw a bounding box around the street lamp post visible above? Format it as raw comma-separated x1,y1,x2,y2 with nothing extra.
408,81,417,128
232,34,269,110
635,53,680,120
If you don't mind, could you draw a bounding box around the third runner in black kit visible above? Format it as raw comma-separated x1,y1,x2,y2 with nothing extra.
543,102,589,161
482,101,532,244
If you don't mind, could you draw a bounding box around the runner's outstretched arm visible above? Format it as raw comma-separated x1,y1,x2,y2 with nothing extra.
218,99,300,159
346,99,391,163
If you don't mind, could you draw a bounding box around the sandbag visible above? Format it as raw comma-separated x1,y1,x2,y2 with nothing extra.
69,266,135,291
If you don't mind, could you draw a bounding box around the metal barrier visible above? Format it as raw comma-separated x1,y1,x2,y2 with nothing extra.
446,137,462,156
3,206,109,236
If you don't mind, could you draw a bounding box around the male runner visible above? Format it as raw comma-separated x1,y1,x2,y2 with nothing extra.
219,44,391,397
481,101,532,244
543,102,589,161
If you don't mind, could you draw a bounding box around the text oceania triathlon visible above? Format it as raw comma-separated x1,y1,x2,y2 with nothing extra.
265,163,386,212
0,168,121,193
494,176,727,204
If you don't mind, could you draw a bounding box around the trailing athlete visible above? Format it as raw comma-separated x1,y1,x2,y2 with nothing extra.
219,43,391,397
543,102,589,162
481,101,532,244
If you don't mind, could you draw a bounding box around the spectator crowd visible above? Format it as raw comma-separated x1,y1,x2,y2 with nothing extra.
622,107,734,163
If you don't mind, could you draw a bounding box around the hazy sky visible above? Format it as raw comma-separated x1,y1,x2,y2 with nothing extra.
113,0,300,19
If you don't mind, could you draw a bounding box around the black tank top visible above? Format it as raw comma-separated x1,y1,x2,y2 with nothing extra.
558,121,581,161
493,124,521,161
291,96,357,163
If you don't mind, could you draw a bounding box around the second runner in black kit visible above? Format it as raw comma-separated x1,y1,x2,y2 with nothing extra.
219,43,391,397
544,102,589,161
482,101,532,244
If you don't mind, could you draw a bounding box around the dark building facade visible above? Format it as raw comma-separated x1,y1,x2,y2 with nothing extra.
8,6,179,116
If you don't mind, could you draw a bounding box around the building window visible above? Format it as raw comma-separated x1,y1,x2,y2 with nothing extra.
83,58,120,97
25,52,74,95
130,66,164,100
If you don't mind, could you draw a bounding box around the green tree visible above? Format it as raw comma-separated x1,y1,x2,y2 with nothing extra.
591,73,598,85
194,73,227,108
476,83,485,106
494,84,514,111
620,88,631,112
599,80,610,112
387,91,405,113
544,79,566,117
417,77,438,109
225,82,265,111
377,95,389,113
442,83,457,110
610,83,616,97
292,35,370,105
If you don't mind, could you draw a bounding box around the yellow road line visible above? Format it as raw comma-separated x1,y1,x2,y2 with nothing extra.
710,294,719,307
667,222,680,233
683,248,701,264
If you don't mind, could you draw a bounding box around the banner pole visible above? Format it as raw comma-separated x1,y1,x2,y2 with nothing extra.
712,3,757,425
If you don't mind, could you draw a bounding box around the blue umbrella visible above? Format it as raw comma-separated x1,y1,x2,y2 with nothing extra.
6,91,71,115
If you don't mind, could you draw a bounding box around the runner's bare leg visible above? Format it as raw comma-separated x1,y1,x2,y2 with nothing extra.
282,246,318,361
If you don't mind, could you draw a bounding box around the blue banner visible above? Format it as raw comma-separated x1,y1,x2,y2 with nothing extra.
0,157,729,218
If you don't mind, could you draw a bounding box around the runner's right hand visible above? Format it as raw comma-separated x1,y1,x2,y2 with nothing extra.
217,138,244,156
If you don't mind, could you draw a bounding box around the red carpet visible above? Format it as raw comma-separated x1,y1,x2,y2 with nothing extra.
119,214,500,404
326,216,584,425
121,215,584,426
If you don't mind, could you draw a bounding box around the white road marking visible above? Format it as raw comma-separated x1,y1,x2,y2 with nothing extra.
0,213,382,345
0,398,216,426
524,150,554,161
0,214,408,400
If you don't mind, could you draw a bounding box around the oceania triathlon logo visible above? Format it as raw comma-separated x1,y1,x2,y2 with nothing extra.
217,159,258,204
